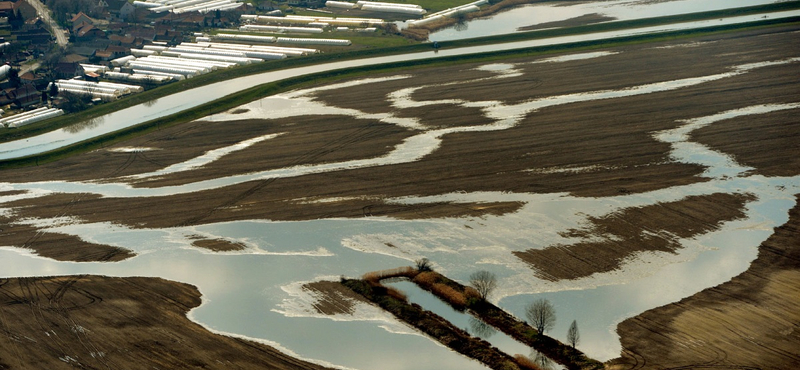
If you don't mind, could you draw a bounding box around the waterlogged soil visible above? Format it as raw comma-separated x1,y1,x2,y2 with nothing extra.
0,205,134,262
191,237,248,252
1,26,798,254
692,107,800,177
0,276,332,370
0,26,799,369
514,192,756,281
611,196,800,370
302,281,371,316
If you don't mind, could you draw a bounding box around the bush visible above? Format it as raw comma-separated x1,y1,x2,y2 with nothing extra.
362,266,416,284
513,355,543,370
412,271,439,288
432,283,466,308
415,257,433,272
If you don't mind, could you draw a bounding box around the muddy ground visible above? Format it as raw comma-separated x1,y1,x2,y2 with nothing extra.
0,276,331,370
611,196,800,370
514,192,756,281
0,26,798,369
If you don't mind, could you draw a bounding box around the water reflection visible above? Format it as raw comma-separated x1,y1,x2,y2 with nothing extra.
0,29,798,370
430,0,783,40
62,116,105,134
453,17,469,32
469,316,497,339
529,350,560,370
3,7,798,160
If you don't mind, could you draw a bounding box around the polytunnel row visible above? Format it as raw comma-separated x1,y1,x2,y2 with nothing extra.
323,0,425,15
133,0,244,14
104,37,332,82
52,79,144,102
242,13,385,30
211,32,352,46
0,107,64,129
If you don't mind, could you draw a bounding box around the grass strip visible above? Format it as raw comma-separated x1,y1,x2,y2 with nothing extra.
2,1,798,144
1,16,798,169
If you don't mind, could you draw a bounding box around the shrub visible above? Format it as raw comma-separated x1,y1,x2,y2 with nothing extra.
412,271,439,288
513,354,543,370
415,257,433,272
464,286,482,306
432,283,467,309
362,266,416,284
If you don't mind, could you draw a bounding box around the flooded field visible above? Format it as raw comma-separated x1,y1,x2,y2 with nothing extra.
430,0,785,40
1,22,798,370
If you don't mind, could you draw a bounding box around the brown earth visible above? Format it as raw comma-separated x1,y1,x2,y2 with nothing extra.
302,281,372,316
0,26,798,369
692,108,800,178
190,237,248,252
514,192,756,281
0,27,798,262
518,13,617,31
610,195,800,370
0,275,331,370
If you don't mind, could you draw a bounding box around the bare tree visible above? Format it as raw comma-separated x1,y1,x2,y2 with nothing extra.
567,320,579,348
415,258,433,272
526,298,556,335
469,270,497,300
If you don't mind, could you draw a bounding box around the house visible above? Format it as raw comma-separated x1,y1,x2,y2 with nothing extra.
0,83,40,108
105,0,136,20
93,49,113,61
53,62,84,79
105,45,127,57
0,2,14,18
108,34,137,47
22,17,43,31
75,24,106,41
70,12,93,33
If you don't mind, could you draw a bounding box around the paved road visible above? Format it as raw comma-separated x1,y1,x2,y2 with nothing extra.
26,0,69,48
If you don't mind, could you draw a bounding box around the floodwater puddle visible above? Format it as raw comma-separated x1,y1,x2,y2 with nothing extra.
2,6,798,160
1,52,799,368
122,133,285,181
430,0,785,40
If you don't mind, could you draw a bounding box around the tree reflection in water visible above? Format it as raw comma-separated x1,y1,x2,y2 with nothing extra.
468,316,496,339
530,350,557,370
63,116,105,134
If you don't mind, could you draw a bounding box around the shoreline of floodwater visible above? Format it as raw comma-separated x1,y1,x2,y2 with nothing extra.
1,15,798,169
1,1,798,147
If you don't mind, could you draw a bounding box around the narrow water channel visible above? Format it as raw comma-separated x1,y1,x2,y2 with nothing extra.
386,280,566,369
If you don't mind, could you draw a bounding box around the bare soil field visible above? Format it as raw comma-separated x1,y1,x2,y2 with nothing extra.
514,193,755,280
1,27,797,248
302,281,372,316
0,25,798,369
0,276,331,370
610,196,800,370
